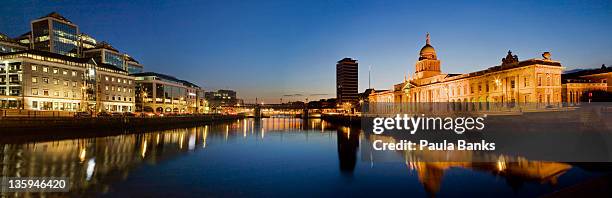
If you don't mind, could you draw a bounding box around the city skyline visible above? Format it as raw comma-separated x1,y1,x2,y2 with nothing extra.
2,0,612,103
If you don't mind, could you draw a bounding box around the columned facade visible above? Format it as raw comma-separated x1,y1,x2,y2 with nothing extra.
369,34,564,106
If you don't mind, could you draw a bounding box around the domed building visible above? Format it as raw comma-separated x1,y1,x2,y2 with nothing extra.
369,33,564,111
415,33,441,79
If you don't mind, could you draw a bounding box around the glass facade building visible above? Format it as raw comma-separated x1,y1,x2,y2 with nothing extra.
0,33,27,53
31,12,79,57
133,72,206,114
127,62,144,74
104,51,124,69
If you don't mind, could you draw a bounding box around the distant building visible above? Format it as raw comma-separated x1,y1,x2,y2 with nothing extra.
31,12,80,57
205,90,237,107
0,32,27,53
562,64,611,103
132,72,206,114
336,58,359,105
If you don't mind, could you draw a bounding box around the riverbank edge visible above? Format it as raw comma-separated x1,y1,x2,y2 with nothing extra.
0,115,244,137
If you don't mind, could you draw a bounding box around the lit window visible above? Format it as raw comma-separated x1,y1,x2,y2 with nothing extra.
72,81,77,87
43,67,48,72
63,70,68,75
72,71,77,76
63,81,69,86
54,91,59,96
32,88,38,95
105,86,109,90
112,77,115,82
53,68,58,74
54,79,59,85
32,77,38,83
43,77,49,84
32,65,37,71
105,76,109,81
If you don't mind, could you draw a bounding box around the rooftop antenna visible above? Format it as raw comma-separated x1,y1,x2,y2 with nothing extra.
368,65,372,89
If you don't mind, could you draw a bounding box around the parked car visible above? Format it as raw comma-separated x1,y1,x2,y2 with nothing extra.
123,112,136,117
111,112,123,117
97,112,111,117
74,111,92,118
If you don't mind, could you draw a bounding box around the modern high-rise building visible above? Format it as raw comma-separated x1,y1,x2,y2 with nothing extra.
83,42,125,69
77,33,97,51
124,54,144,74
336,58,359,104
30,12,80,57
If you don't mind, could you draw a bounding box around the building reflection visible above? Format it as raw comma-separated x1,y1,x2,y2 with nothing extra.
368,135,572,197
0,118,338,197
337,126,360,176
0,118,578,197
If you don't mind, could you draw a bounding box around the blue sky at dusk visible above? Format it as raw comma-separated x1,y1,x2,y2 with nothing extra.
1,0,611,103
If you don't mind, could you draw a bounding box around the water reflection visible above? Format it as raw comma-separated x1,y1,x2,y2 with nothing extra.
0,118,607,197
365,134,577,197
0,118,334,197
337,126,360,176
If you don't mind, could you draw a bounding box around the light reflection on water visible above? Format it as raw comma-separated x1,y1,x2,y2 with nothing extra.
0,118,608,197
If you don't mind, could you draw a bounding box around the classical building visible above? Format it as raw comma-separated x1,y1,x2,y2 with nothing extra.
132,72,207,114
0,50,134,112
336,58,359,105
561,65,611,103
369,34,564,105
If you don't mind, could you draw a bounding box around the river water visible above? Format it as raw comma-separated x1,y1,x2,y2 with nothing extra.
0,118,609,197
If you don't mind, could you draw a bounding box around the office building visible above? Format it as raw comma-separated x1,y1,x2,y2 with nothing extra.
0,33,27,53
125,54,144,74
204,89,237,107
83,42,125,70
0,50,134,112
132,72,207,114
31,12,80,57
336,57,359,105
